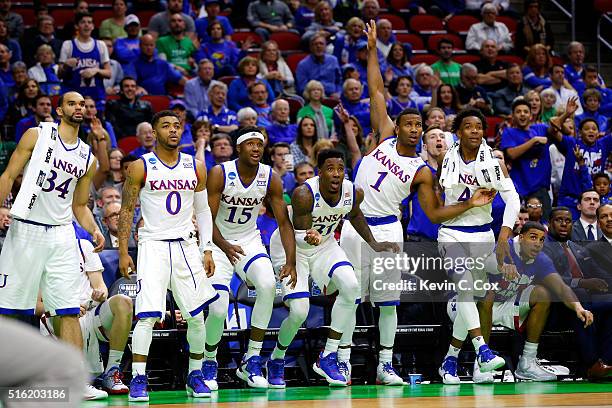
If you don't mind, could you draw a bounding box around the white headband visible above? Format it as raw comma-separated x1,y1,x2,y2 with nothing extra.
237,131,265,145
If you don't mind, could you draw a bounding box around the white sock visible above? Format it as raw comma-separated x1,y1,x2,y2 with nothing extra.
106,350,123,372
322,338,340,357
446,345,461,358
188,358,201,374
338,347,351,363
522,342,538,360
271,343,287,360
132,362,146,377
204,346,217,362
379,348,393,364
246,340,263,359
471,336,486,351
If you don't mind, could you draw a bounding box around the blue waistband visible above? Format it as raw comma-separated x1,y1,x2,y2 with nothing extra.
160,238,185,242
15,218,59,228
441,224,492,233
365,215,398,226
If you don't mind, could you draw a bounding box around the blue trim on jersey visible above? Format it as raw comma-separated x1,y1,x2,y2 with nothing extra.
355,298,361,304
328,261,352,278
220,163,226,191
153,151,181,170
189,292,220,317
442,224,492,233
352,157,362,182
243,253,269,274
283,291,310,301
178,241,197,289
55,307,81,315
304,181,315,212
140,156,147,183
212,284,230,292
321,183,341,207
351,184,357,211
236,159,260,189
94,302,103,316
77,239,85,263
57,135,81,152
0,307,35,315
374,300,400,306
161,238,184,242
365,215,398,226
84,148,92,177
136,311,163,318
15,218,59,228
266,166,273,193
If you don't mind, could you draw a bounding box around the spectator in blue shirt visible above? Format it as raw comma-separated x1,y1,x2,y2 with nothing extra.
15,95,54,143
0,44,13,89
267,99,298,145
386,42,414,81
593,173,612,205
522,43,553,90
333,17,366,66
565,42,606,92
576,66,612,107
129,122,155,157
0,77,7,123
124,34,186,95
197,79,238,134
194,20,247,78
387,76,419,119
269,142,296,195
195,0,234,42
114,14,142,68
82,96,118,148
209,133,234,169
576,89,610,136
296,33,342,98
227,56,276,112
294,0,318,34
0,19,20,63
339,78,371,135
247,81,272,128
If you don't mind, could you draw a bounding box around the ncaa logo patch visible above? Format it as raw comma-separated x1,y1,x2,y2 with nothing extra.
148,157,157,164
228,172,237,180
314,192,320,201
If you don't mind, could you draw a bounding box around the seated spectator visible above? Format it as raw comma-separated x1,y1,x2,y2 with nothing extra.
9,61,26,95
168,99,192,145
209,133,234,167
333,17,383,68
547,64,583,115
7,78,40,126
525,89,543,123
522,43,552,90
290,116,317,167
587,203,612,264
185,59,214,118
456,63,493,115
565,42,606,92
247,0,297,41
515,0,554,57
267,99,298,145
180,119,215,170
340,78,371,135
14,94,53,143
258,40,295,96
492,64,531,116
157,13,197,75
302,1,343,45
81,95,117,148
129,121,155,157
475,40,509,92
388,76,420,119
593,173,612,205
576,89,610,135
0,19,20,63
227,56,276,112
99,0,129,41
148,0,196,40
412,64,437,104
293,0,318,34
124,34,187,95
247,81,272,127
101,38,124,95
197,80,238,134
465,0,510,15
430,83,462,116
114,14,141,68
28,45,61,96
572,190,603,240
466,3,513,52
539,88,557,123
106,77,153,138
94,185,121,222
195,0,234,43
526,195,545,225
236,107,258,129
577,66,611,106
386,43,414,81
431,38,462,87
0,0,22,39
375,19,396,58
22,15,62,68
101,201,126,248
194,20,246,78
297,80,333,139
360,0,380,22
0,44,12,88
102,148,125,190
294,161,315,187
270,142,296,194
297,34,342,98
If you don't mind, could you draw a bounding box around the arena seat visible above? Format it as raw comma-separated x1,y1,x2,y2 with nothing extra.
379,13,407,30
141,95,171,112
137,10,156,28
92,9,114,27
497,15,518,33
486,116,504,142
409,15,446,34
454,54,480,64
410,54,438,65
231,31,263,47
285,95,304,122
13,8,35,26
447,15,479,35
321,97,340,109
218,75,239,86
389,0,414,12
286,52,309,74
497,54,524,65
118,136,140,154
50,9,75,28
270,32,302,51
427,33,464,52
395,33,425,51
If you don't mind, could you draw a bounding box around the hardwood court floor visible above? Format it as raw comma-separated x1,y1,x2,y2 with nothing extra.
88,382,612,407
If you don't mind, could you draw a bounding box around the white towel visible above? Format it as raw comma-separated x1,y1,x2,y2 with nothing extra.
10,122,59,220
439,138,505,191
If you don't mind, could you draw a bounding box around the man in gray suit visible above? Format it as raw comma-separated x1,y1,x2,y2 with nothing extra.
571,190,602,241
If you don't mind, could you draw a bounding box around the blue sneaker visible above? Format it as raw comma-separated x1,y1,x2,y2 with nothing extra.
313,352,347,386
477,345,505,373
128,374,149,402
202,360,219,391
236,355,269,388
186,370,211,398
266,358,286,389
438,356,460,384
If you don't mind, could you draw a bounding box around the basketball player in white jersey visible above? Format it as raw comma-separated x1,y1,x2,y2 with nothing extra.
0,91,104,357
204,126,296,390
338,22,496,385
118,110,218,402
268,149,399,387
437,108,521,384
39,232,133,399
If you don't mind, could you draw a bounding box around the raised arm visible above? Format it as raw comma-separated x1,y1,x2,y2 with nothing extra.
548,96,579,142
0,127,37,204
365,20,395,140
118,159,144,276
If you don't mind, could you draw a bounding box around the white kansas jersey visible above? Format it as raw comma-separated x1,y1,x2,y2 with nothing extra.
305,176,355,245
217,160,272,241
442,158,493,227
25,136,92,225
354,137,425,218
138,152,198,242
76,238,104,307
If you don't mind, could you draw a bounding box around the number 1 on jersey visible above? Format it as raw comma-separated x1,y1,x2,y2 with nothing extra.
370,171,388,192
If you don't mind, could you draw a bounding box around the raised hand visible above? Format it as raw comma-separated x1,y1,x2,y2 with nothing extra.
565,96,579,117
364,19,377,49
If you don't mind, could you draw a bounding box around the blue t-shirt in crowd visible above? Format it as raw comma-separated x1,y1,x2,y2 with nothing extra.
125,55,183,95
406,164,439,240
195,16,234,42
196,106,238,127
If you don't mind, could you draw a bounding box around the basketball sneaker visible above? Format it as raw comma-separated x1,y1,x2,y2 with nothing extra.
476,345,506,372
128,374,149,402
100,366,129,394
376,362,405,385
236,355,269,388
202,360,219,391
515,356,557,381
266,358,286,389
438,356,460,385
186,370,212,397
83,384,108,400
472,361,494,384
338,360,352,385
313,352,347,386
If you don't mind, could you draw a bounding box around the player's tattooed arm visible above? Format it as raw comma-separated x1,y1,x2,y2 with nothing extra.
117,160,143,276
73,157,105,251
0,127,37,205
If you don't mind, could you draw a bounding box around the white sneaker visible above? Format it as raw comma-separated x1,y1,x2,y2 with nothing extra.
472,361,494,384
376,362,405,386
537,359,570,376
438,356,460,385
338,360,352,385
515,356,557,381
83,384,108,400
